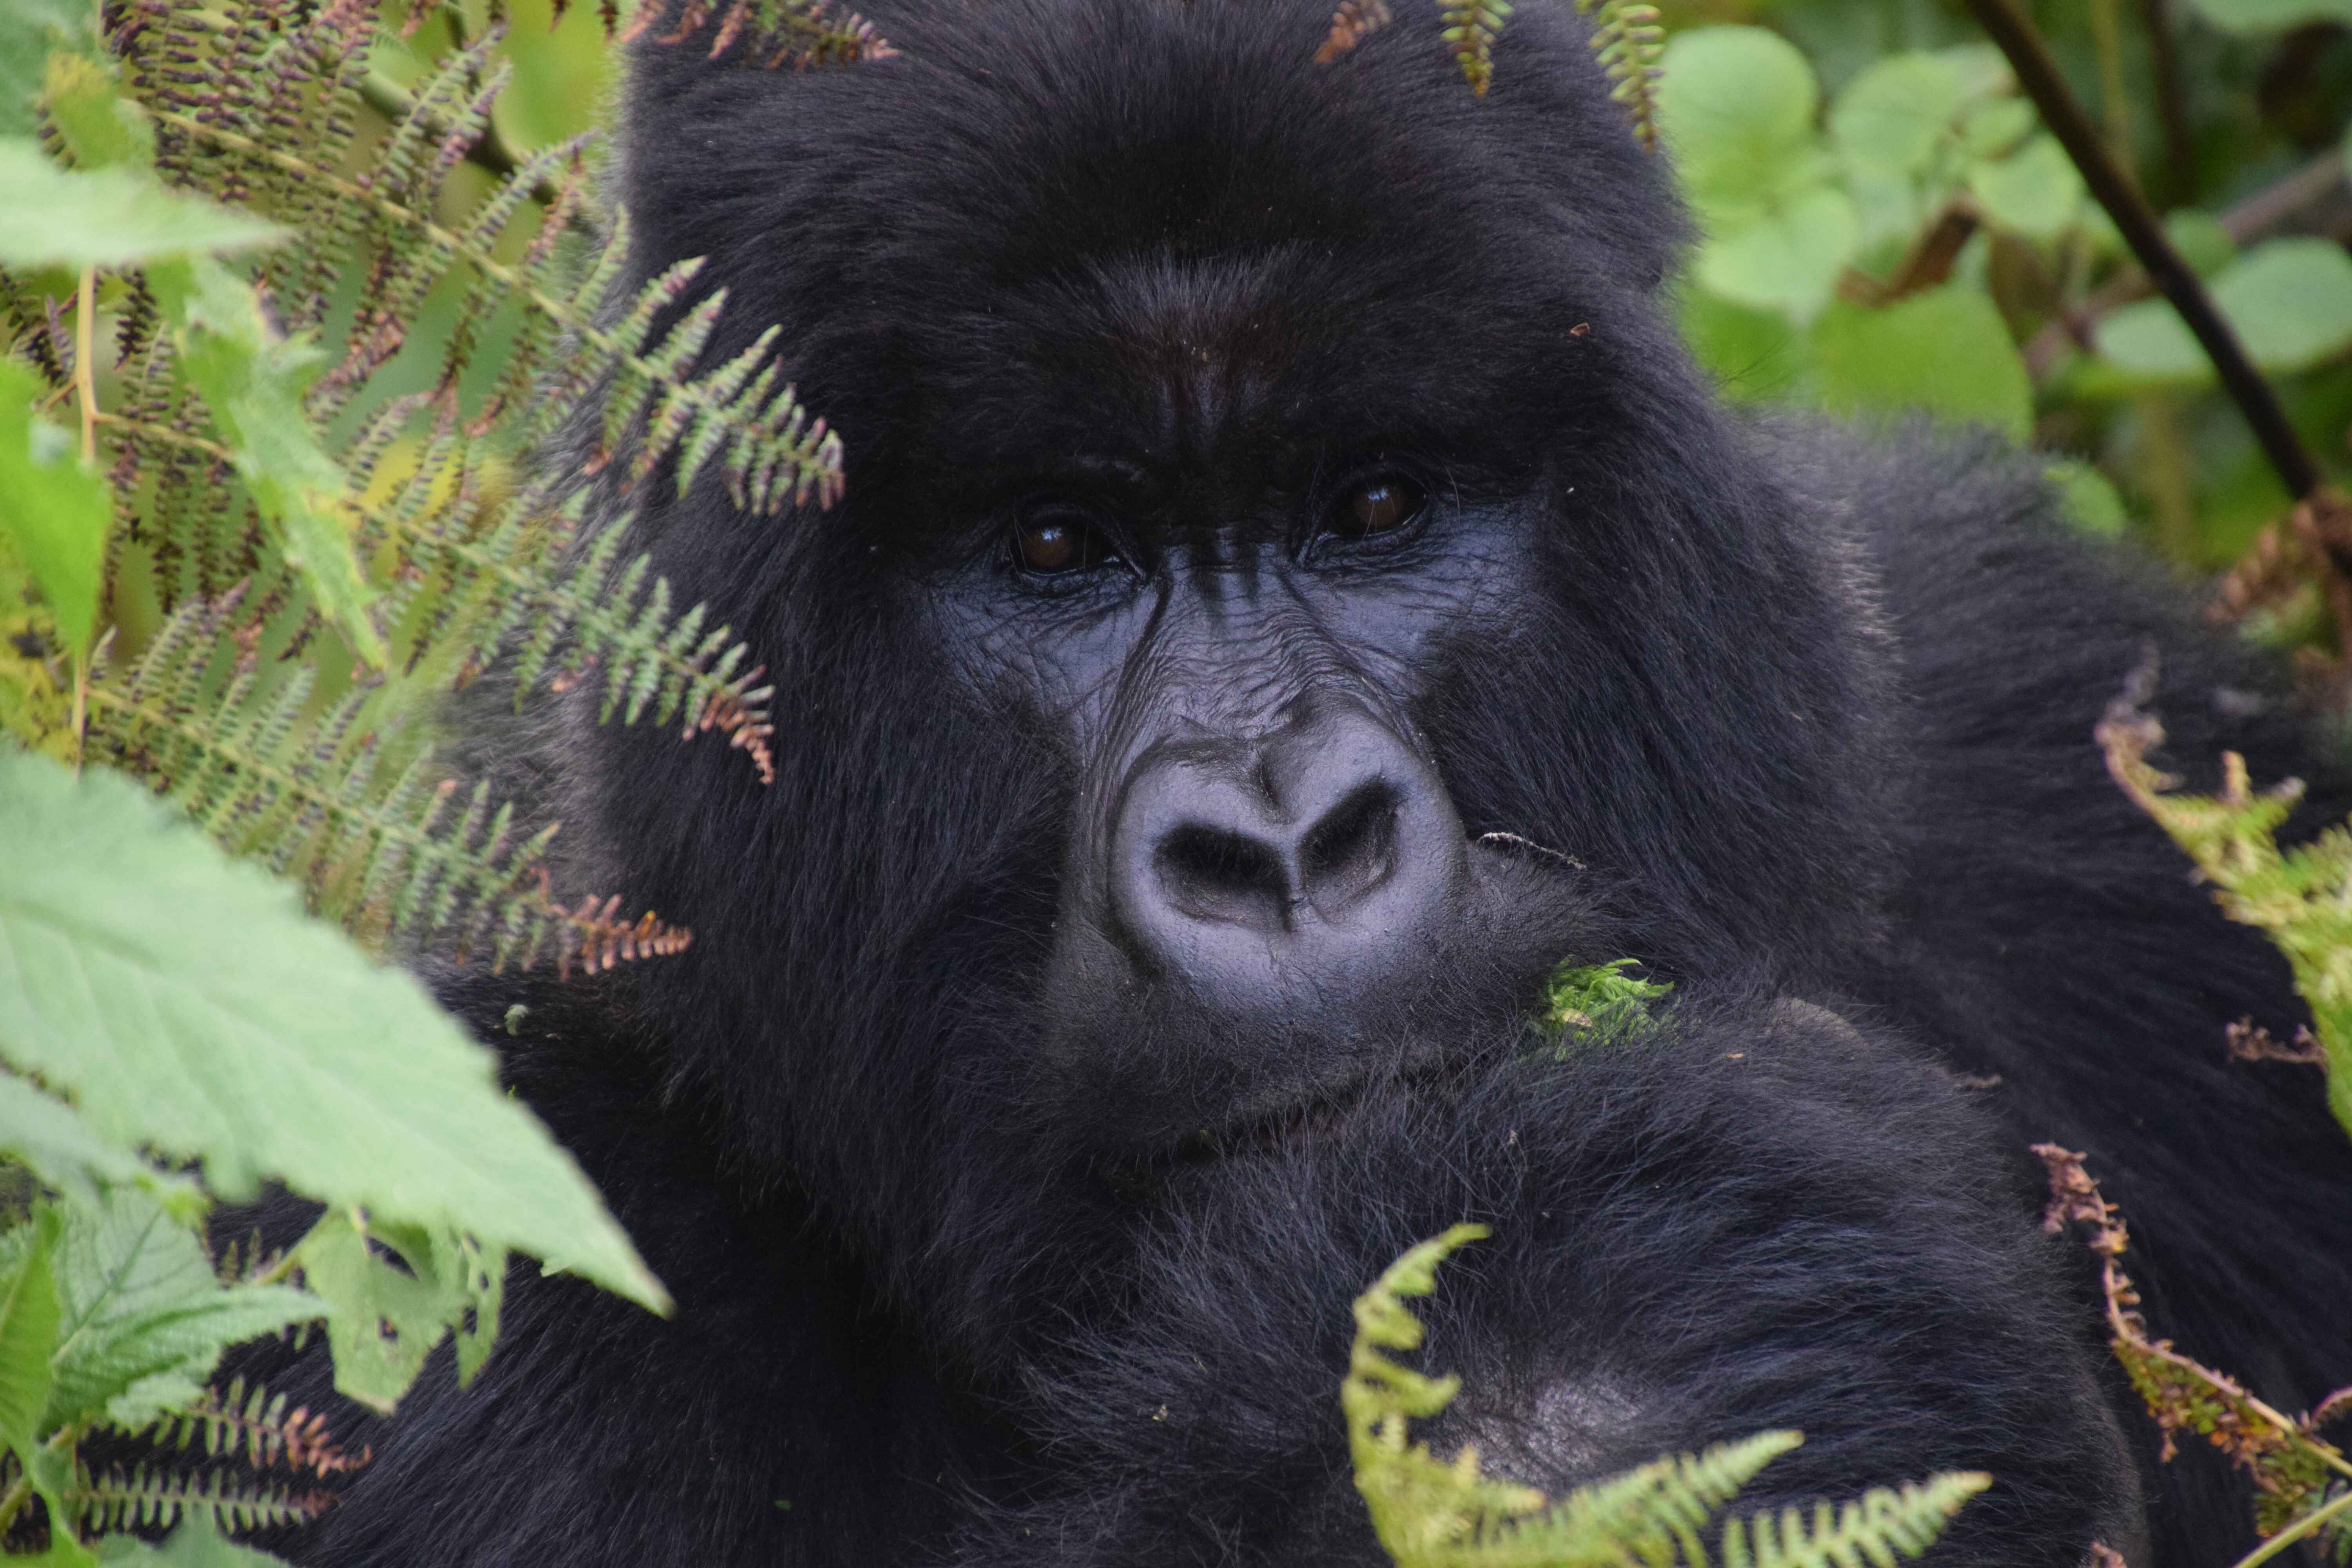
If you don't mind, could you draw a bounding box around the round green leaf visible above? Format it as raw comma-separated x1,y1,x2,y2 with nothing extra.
2095,237,2352,380
1807,285,2033,441
1956,96,2034,159
1694,184,1860,324
1658,27,1820,183
2045,461,2129,537
1831,53,1967,177
1967,134,2085,240
1678,286,1814,403
2161,209,2236,280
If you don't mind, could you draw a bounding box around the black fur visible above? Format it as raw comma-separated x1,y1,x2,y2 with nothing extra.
261,1,2352,1562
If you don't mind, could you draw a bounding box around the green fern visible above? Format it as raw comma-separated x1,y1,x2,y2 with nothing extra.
1439,0,1514,97
617,0,896,71
118,1377,364,1478
1534,957,1671,1039
85,590,693,971
1345,1227,1987,1568
2,0,880,965
2098,684,2352,1138
71,1462,335,1535
1574,0,1664,151
1715,1481,1991,1568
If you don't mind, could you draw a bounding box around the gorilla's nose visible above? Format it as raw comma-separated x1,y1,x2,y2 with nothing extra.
1108,704,1469,1004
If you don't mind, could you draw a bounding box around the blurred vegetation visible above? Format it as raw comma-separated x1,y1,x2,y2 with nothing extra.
1651,0,2352,592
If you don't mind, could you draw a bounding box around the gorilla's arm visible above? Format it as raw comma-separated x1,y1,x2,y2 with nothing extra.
256,987,2134,1568
930,1000,2141,1567
1794,425,2352,1557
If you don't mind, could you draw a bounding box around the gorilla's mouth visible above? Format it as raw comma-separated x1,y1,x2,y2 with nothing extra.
1168,1086,1365,1163
1162,1054,1465,1166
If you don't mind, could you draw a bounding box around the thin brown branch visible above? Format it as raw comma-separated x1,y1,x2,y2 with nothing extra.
2024,149,2352,381
1963,0,2322,499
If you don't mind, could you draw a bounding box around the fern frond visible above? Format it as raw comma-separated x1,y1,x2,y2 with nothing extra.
71,1462,336,1534
121,1377,368,1478
1717,1474,1991,1568
85,592,693,970
134,104,844,514
622,0,896,68
1439,0,1514,97
1574,0,1664,151
1344,1229,1982,1568
1313,0,1393,64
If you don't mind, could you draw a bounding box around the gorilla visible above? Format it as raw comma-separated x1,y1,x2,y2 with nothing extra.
265,0,2352,1562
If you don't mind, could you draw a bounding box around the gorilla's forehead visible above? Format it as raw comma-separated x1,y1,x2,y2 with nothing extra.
621,0,1689,456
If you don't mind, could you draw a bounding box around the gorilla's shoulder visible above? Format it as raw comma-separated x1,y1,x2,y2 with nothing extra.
1751,416,2327,793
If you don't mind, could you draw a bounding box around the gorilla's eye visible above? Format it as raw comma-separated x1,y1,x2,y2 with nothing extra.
1330,473,1426,540
1012,511,1116,576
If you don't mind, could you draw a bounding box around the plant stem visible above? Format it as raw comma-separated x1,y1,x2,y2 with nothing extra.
2229,1484,2352,1568
2136,0,2195,206
0,1472,32,1537
73,270,96,466
1960,0,2323,501
72,267,99,770
2086,0,2135,185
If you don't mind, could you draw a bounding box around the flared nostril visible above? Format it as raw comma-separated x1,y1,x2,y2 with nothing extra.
1155,822,1294,933
1297,780,1400,916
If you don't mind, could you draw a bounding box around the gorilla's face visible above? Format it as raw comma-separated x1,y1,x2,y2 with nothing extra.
594,0,1897,1350
913,296,1595,1155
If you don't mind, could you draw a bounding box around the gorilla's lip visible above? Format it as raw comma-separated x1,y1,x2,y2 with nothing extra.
1164,1054,1454,1165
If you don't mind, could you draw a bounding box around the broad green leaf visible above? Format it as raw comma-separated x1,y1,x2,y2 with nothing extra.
0,1207,89,1568
2182,0,2352,31
0,358,109,657
45,1188,319,1431
145,257,386,668
1658,27,1818,162
1658,28,1824,213
1955,96,2034,159
0,142,282,270
1936,43,2013,101
1808,285,2033,442
1693,185,1860,325
294,1210,505,1412
95,1513,285,1568
1830,53,1967,176
2046,461,2129,537
1967,134,2084,240
42,53,151,172
2163,209,2236,279
0,1205,62,1452
1677,287,1813,403
0,748,667,1314
2095,237,2352,381
0,1074,204,1221
0,0,96,137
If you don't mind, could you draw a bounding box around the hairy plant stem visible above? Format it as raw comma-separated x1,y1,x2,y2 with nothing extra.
1961,0,2322,500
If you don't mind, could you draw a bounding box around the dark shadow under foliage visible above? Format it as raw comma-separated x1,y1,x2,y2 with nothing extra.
230,0,2352,1562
